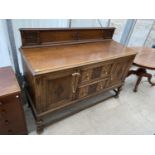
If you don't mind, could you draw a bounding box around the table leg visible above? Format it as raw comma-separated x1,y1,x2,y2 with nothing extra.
134,76,142,92
128,68,155,92
127,70,137,77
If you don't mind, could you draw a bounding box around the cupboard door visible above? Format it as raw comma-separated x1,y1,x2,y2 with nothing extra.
42,69,80,111
110,59,130,86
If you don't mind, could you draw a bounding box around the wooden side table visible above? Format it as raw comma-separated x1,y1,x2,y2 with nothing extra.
128,47,155,92
0,66,28,135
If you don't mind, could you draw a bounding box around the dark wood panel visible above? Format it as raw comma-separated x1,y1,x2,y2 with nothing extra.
0,94,27,134
91,66,102,79
20,28,115,47
0,67,27,135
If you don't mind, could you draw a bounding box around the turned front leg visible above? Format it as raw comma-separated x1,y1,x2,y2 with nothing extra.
36,118,44,134
114,86,122,98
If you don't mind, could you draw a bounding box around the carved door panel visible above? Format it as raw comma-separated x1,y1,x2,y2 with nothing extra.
109,60,129,86
43,69,80,111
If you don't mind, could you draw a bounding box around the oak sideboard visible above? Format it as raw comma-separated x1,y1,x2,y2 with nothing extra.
19,28,136,133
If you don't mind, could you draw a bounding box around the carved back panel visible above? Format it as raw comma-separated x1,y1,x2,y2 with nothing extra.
20,28,115,48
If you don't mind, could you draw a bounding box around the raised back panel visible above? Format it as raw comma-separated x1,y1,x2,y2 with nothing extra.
20,28,115,48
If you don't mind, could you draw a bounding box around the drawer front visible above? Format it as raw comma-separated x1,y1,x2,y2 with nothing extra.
78,57,133,99
0,120,15,135
0,94,27,135
80,62,113,85
78,78,109,99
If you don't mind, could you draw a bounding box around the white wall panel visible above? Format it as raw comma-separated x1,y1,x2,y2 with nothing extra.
145,22,155,47
110,19,127,42
71,19,109,27
0,20,12,67
71,19,110,28
128,19,154,46
71,19,100,27
99,19,109,27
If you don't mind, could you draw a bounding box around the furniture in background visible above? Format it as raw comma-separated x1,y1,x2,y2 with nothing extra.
0,66,27,135
152,45,155,48
20,28,136,133
128,47,155,92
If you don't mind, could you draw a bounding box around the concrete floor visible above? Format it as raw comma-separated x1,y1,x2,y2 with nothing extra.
25,69,155,135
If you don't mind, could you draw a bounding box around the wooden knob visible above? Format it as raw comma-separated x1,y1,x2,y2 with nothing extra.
1,109,6,114
0,101,2,105
8,129,13,133
4,119,9,124
16,95,19,98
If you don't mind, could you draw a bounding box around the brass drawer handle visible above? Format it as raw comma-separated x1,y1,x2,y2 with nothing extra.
72,72,80,76
72,72,81,93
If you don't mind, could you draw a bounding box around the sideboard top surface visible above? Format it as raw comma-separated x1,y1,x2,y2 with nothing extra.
21,40,136,75
0,66,20,98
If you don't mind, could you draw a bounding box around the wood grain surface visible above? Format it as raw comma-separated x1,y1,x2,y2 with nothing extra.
132,47,155,70
21,40,136,75
0,67,20,98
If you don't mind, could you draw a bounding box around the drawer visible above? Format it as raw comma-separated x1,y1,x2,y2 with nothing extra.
78,78,109,99
0,94,20,118
80,63,113,85
0,94,27,135
0,119,16,135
